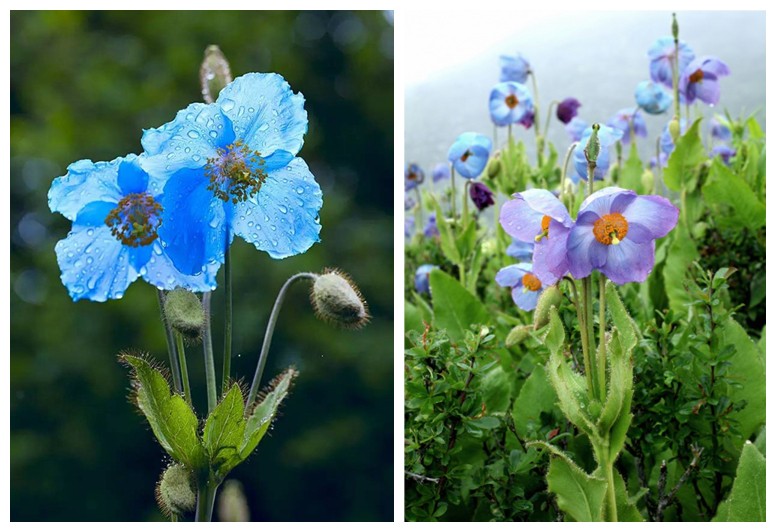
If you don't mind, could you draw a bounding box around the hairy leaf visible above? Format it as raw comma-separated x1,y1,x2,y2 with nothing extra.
241,367,297,460
203,384,246,478
713,441,765,521
429,268,489,341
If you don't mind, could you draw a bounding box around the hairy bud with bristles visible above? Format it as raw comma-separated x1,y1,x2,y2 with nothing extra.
163,289,205,341
310,270,369,329
200,45,232,104
156,463,195,517
533,286,563,330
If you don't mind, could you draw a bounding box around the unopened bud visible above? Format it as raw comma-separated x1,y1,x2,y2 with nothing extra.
164,289,205,341
156,463,195,517
487,153,502,178
217,479,250,522
310,269,369,329
671,13,679,42
584,123,601,167
668,116,681,143
533,286,563,330
200,45,233,104
506,324,533,347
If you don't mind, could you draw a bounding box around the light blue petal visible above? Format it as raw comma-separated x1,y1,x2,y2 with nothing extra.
48,157,125,221
216,73,308,160
141,102,235,177
142,242,220,292
117,154,148,195
54,223,143,302
74,201,116,227
512,285,541,311
495,263,531,288
231,157,322,259
158,168,230,275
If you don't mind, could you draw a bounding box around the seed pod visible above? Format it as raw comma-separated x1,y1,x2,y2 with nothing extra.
310,269,369,329
156,463,195,517
533,286,563,330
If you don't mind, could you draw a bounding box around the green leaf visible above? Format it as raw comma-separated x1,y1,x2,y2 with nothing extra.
702,159,765,232
663,225,699,316
663,118,705,191
611,469,644,521
713,441,766,521
718,317,766,443
545,450,607,521
598,329,632,439
404,302,424,335
619,143,644,193
746,116,764,140
121,354,206,469
480,366,514,414
203,384,246,478
411,292,434,325
465,416,501,430
431,197,461,264
455,218,477,260
605,283,639,354
240,367,297,460
429,269,489,341
512,364,559,439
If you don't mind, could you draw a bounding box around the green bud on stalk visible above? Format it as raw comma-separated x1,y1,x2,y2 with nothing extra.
310,269,369,329
163,289,205,341
584,123,601,169
200,45,233,104
506,324,533,347
533,286,563,330
487,152,502,179
668,115,681,143
156,463,195,517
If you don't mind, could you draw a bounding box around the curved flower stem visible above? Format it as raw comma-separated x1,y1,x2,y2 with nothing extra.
530,71,544,166
202,292,217,413
195,477,218,522
247,272,317,406
157,290,183,394
597,274,608,402
415,187,424,235
560,142,577,214
543,100,558,144
584,162,600,399
449,165,457,219
462,180,470,227
222,248,233,396
175,332,192,406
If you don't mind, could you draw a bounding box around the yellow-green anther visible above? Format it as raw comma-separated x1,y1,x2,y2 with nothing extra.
200,45,233,104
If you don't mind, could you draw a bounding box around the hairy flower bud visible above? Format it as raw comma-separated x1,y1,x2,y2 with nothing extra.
671,13,680,42
533,285,563,330
163,289,205,340
217,479,250,522
310,270,369,329
668,116,681,143
584,123,601,168
156,463,195,517
487,152,502,178
506,324,533,347
200,45,233,104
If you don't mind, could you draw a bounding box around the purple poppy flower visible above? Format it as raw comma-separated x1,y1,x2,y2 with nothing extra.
447,132,492,179
518,106,535,129
634,80,673,115
415,264,437,294
557,98,582,124
469,182,495,211
649,153,669,169
489,82,534,127
500,189,573,285
432,163,450,182
499,53,531,83
710,145,736,165
565,117,589,142
567,187,679,285
506,239,534,261
572,125,624,183
679,56,730,105
710,115,733,142
659,118,687,156
648,37,695,88
423,214,439,238
607,108,647,144
496,262,544,311
405,163,424,191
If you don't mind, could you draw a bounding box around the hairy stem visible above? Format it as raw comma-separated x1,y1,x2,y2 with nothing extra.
202,292,217,413
157,290,182,394
175,333,192,406
221,247,233,396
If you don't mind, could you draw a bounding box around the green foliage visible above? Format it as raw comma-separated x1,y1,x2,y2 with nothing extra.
203,385,247,479
540,445,607,522
429,269,489,342
713,442,766,522
663,118,705,191
702,159,765,232
619,143,645,193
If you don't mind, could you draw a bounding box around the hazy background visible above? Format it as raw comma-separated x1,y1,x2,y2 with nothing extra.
404,10,765,170
11,10,393,521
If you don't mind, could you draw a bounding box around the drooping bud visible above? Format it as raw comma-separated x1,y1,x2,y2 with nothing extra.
533,286,563,330
487,152,502,178
200,45,233,104
668,115,681,143
671,13,679,42
163,289,205,341
217,479,250,522
310,269,369,329
506,324,533,347
584,123,601,168
156,463,195,518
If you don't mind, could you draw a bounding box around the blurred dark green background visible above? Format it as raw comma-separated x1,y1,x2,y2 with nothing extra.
10,10,394,522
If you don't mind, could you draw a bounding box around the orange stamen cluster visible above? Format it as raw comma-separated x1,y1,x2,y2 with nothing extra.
505,94,519,109
593,212,629,245
535,215,552,242
105,193,162,247
688,68,704,84
521,273,542,292
460,149,472,163
205,140,267,204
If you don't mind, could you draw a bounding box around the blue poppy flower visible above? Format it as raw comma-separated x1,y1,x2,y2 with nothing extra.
423,214,439,238
432,163,450,182
710,115,732,142
405,215,415,239
710,145,736,165
489,82,533,127
648,37,695,88
607,108,647,144
141,73,322,275
415,264,437,294
572,125,623,183
565,117,589,142
495,262,544,311
506,239,534,262
499,53,531,83
48,154,219,302
678,56,730,105
447,132,492,179
634,80,672,115
405,163,425,190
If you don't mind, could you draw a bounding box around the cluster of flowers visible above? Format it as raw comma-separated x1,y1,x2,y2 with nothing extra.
496,187,679,310
48,74,323,302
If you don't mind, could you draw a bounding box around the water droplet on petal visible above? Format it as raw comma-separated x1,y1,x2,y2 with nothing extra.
278,205,288,214
188,130,201,139
258,123,269,132
221,98,235,111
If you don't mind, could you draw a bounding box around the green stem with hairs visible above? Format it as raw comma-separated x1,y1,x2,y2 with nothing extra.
450,165,457,219
157,290,183,395
530,71,544,166
560,142,577,214
175,332,192,406
543,100,558,143
202,292,217,413
195,477,218,522
222,247,232,396
597,273,608,402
